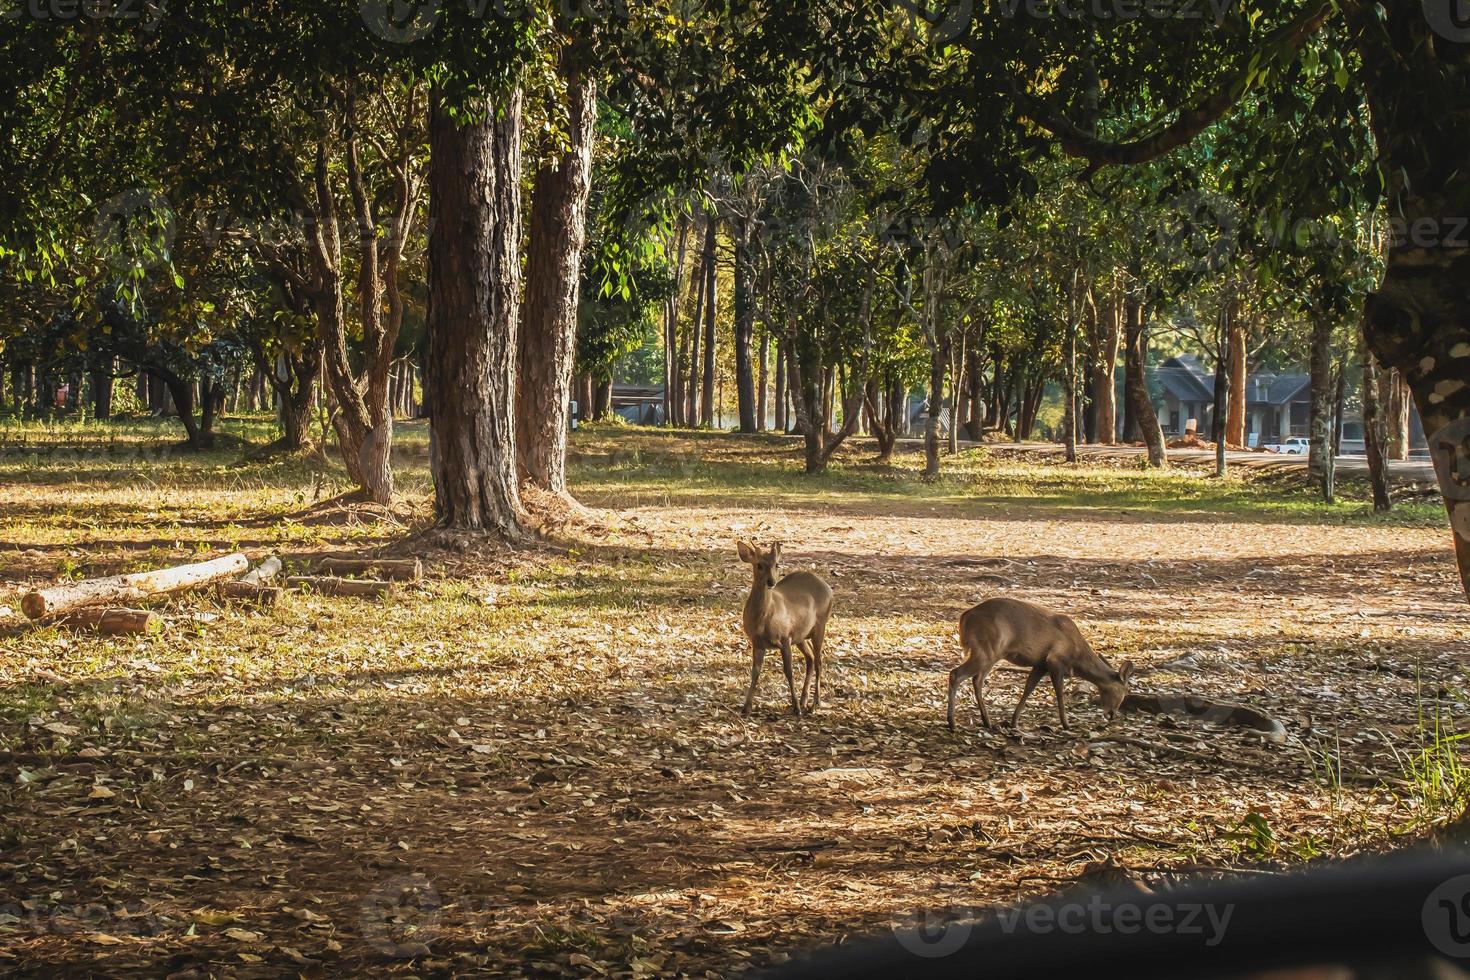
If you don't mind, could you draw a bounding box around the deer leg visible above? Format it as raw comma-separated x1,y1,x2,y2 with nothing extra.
973,665,992,730
779,640,801,716
810,631,824,711
798,640,815,713
741,644,766,717
1049,668,1070,730
1011,665,1046,730
948,656,980,731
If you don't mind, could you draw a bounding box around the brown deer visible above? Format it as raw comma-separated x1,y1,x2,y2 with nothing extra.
736,540,833,716
947,597,1133,732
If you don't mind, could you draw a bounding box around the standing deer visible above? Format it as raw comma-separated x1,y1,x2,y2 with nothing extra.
947,597,1133,732
736,540,833,716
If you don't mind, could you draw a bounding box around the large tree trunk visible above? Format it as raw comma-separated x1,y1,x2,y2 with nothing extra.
158,370,208,449
1124,296,1166,467
1360,327,1392,513
1090,277,1122,445
1226,309,1247,446
259,341,321,452
1307,315,1335,488
90,361,113,420
424,88,524,536
1354,8,1470,600
1380,368,1410,460
516,39,596,496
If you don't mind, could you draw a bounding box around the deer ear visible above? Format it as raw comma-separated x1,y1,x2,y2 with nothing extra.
737,540,754,563
1119,662,1134,684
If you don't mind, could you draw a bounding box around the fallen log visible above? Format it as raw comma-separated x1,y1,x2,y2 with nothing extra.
286,576,392,598
56,607,161,635
1121,693,1287,742
218,557,284,605
21,553,249,620
238,556,282,586
316,557,422,582
218,583,284,606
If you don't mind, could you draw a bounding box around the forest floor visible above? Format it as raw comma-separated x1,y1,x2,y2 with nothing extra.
1,418,1468,977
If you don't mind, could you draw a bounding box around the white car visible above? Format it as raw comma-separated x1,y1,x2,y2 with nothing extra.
1264,436,1310,454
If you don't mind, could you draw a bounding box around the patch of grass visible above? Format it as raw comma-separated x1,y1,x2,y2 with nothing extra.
1386,699,1470,832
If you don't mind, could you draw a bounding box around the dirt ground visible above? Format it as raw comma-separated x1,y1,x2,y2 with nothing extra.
1,425,1467,977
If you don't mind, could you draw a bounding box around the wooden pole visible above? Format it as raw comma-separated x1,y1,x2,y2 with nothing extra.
315,557,422,581
57,607,161,635
22,553,249,620
287,576,393,598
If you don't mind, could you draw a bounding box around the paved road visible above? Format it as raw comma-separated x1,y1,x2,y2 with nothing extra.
975,441,1438,483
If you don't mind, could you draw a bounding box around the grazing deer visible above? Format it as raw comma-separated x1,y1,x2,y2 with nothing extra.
947,597,1132,732
736,540,833,716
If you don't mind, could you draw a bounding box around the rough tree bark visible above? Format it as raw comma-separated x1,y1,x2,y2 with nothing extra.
756,330,769,431
516,38,596,496
1380,368,1410,460
700,217,717,427
424,88,524,536
1090,275,1122,444
732,213,758,433
1124,295,1167,467
1360,327,1392,513
1348,3,1470,599
774,342,786,433
1307,314,1335,489
1226,308,1248,447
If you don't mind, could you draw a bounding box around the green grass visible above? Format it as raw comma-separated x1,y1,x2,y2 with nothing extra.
567,426,1447,529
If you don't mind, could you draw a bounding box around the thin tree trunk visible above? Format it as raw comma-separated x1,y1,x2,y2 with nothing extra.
774,341,787,433
1308,315,1335,488
700,218,717,427
925,334,947,477
516,38,596,496
732,215,757,433
423,87,524,535
686,222,706,426
756,330,769,431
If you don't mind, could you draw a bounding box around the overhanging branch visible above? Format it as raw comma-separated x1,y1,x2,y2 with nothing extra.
1021,0,1335,170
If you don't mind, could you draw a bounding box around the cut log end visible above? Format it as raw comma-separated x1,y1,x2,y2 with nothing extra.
57,608,161,635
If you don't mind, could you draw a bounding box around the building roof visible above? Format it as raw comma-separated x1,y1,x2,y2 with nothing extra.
1156,355,1215,403
1152,356,1310,406
1250,372,1311,406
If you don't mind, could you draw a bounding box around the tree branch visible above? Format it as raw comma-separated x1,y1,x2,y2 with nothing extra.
1021,0,1335,171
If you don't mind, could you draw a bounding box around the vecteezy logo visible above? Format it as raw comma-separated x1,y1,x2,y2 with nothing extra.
1423,0,1470,42
894,0,974,44
361,0,441,42
359,874,442,957
1424,874,1470,958
90,189,176,272
891,903,973,958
